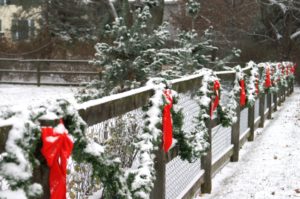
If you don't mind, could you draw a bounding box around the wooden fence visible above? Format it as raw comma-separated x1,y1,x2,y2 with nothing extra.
0,58,99,86
0,65,295,199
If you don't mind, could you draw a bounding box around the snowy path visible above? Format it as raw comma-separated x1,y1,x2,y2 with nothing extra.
200,87,300,199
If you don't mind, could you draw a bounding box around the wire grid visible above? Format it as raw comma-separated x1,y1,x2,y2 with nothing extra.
211,81,232,161
265,94,268,110
240,108,249,135
212,125,231,162
67,108,144,198
255,98,260,119
166,93,201,199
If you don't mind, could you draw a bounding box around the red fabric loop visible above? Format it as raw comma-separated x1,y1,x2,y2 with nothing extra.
239,80,246,106
41,119,73,199
291,64,296,74
255,79,259,95
265,67,272,88
210,80,220,118
163,89,173,153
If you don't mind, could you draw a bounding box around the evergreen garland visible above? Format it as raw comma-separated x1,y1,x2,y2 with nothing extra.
233,65,257,107
246,61,259,107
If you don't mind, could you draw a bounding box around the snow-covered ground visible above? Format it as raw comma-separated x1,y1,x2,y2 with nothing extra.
0,85,77,110
197,87,300,199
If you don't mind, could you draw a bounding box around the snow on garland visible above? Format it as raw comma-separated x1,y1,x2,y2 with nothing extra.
257,61,295,94
278,62,289,88
234,64,258,107
246,61,259,106
127,78,167,198
191,69,237,150
0,100,132,199
258,62,272,93
283,61,296,81
0,107,44,198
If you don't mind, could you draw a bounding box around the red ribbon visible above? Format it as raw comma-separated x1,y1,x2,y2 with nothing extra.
210,80,220,118
255,78,259,95
239,80,246,106
291,64,296,74
41,119,73,199
265,67,272,88
162,89,173,153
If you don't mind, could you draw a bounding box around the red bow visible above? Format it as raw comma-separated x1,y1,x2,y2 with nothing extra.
265,67,272,88
162,89,173,152
210,80,220,118
41,119,73,199
239,80,246,106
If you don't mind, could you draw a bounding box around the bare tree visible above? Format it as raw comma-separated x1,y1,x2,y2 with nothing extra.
257,0,300,59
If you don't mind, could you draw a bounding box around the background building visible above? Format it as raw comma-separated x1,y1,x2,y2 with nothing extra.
0,0,38,41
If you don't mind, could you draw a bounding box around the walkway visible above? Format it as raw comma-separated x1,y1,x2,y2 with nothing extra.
200,87,300,199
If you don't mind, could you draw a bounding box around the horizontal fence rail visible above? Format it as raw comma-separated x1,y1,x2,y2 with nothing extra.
0,64,295,199
0,58,99,86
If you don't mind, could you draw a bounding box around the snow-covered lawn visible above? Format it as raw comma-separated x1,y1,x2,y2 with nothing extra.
197,87,300,199
0,85,77,109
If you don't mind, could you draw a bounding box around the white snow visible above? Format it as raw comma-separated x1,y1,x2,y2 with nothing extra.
196,87,300,199
290,30,300,40
54,122,68,134
0,85,77,109
0,189,27,199
84,141,105,157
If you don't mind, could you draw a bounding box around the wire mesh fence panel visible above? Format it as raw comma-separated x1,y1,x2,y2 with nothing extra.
165,93,202,199
255,99,260,119
240,108,249,135
67,108,145,198
166,157,201,199
212,125,231,162
265,94,268,110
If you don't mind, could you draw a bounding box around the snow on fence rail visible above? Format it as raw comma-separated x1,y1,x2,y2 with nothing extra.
0,58,98,86
0,65,295,199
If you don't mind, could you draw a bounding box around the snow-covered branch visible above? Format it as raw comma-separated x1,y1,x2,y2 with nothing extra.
290,30,300,40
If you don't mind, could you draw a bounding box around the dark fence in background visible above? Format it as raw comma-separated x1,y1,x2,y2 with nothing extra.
0,58,99,86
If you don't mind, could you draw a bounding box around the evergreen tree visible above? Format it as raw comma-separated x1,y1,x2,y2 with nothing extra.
75,6,170,102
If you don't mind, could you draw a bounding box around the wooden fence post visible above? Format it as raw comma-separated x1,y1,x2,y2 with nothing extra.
0,125,11,153
283,87,286,102
259,93,265,128
291,80,295,93
273,92,278,112
277,88,281,106
150,148,166,199
289,79,294,95
200,119,212,193
248,105,255,141
231,105,241,162
37,64,41,87
267,93,272,119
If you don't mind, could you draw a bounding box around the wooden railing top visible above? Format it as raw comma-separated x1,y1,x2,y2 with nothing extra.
78,65,253,126
0,64,266,127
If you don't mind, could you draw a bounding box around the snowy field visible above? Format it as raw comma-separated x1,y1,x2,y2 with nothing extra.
197,87,300,199
0,85,77,110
